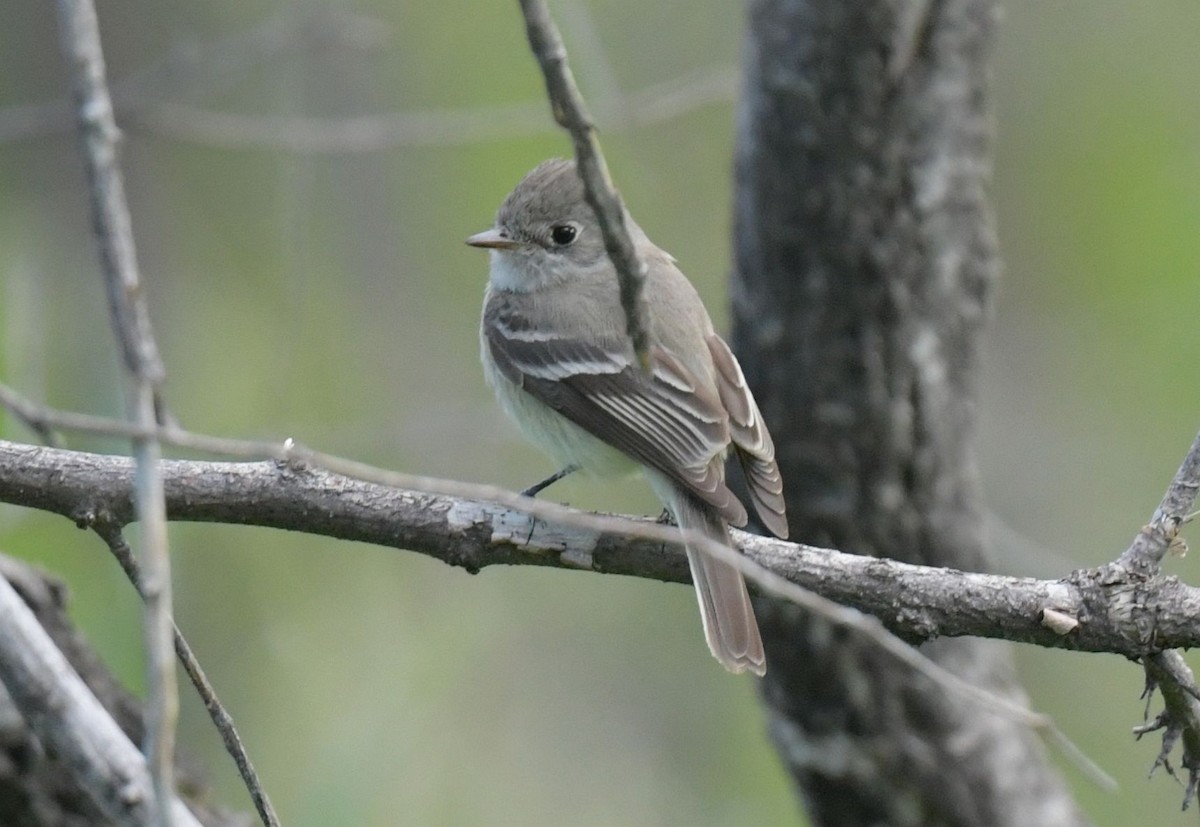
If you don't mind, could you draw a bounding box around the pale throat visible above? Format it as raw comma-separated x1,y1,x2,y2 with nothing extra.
487,249,579,293
487,251,534,292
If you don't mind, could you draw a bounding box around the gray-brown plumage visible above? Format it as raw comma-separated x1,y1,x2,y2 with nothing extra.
469,159,787,675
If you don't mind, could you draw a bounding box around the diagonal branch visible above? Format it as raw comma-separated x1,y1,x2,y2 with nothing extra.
1117,428,1200,574
1109,428,1200,810
91,523,282,827
56,0,165,387
516,0,651,365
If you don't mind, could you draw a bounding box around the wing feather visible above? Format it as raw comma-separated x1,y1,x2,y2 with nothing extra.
706,335,788,538
485,300,747,525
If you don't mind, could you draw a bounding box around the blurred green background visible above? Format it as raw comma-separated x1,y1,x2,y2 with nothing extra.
1,1,1198,825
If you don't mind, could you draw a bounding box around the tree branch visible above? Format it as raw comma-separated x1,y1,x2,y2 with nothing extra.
516,0,651,365
55,2,177,821
1117,428,1200,574
1143,651,1200,792
2,437,1197,661
91,523,281,827
0,564,203,827
56,0,165,387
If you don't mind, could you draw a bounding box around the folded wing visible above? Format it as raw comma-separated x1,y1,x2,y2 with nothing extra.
485,300,748,527
706,334,788,539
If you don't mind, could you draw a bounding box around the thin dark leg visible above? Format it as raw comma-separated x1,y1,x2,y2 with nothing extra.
521,465,580,498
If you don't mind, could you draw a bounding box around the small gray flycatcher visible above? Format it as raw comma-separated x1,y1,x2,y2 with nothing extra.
468,159,787,675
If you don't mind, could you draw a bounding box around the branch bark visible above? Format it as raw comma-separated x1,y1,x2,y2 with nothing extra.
1,439,1198,661
517,0,652,365
1117,427,1200,574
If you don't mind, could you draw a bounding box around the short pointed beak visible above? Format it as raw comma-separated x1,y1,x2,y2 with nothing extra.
466,229,522,250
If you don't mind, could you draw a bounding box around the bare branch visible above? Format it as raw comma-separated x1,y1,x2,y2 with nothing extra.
4,383,1199,670
54,1,177,822
0,434,1134,786
1,436,1196,659
55,1,164,386
516,0,652,365
0,378,1131,784
18,382,1200,790
0,569,203,827
1109,429,1200,805
1142,651,1200,809
0,382,289,458
92,523,282,827
0,396,65,449
1117,429,1200,574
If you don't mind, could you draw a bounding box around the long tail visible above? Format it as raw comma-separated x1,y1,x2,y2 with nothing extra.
673,491,765,676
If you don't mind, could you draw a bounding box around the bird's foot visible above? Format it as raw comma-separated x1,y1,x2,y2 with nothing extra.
520,464,580,498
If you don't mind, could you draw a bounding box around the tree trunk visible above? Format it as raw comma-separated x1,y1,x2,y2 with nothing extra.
730,1,1089,824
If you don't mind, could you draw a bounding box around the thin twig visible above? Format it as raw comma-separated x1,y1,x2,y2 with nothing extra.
517,0,652,366
1109,429,1200,806
1144,651,1200,808
55,4,165,387
54,2,177,823
0,3,731,154
92,523,282,827
1117,429,1200,574
0,382,286,458
0,398,65,448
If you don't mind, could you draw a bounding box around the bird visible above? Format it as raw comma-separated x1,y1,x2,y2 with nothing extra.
467,158,787,675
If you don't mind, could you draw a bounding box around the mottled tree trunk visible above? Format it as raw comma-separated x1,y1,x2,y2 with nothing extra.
730,1,1088,824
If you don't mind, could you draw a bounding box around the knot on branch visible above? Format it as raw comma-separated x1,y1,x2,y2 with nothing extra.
1066,566,1195,655
70,501,122,532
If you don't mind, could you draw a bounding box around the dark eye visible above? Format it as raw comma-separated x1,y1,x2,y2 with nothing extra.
550,224,577,246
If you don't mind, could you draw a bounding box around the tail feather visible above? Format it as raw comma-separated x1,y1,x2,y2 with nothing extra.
675,494,765,676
